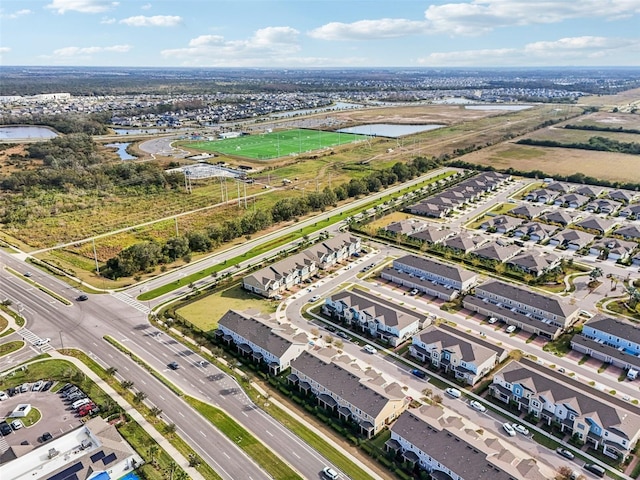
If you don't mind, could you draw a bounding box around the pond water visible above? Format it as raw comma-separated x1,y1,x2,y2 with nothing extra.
105,142,137,160
465,105,533,111
112,128,167,135
0,125,58,140
335,123,444,138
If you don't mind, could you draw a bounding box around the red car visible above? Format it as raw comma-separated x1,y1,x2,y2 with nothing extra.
78,403,97,416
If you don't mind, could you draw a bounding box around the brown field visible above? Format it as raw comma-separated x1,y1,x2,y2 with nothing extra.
460,142,640,183
563,110,640,130
578,87,640,109
525,125,640,143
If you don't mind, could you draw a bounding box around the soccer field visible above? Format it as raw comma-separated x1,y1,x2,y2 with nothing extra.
186,129,367,160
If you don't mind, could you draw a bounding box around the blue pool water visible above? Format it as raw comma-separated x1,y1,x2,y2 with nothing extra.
118,472,141,480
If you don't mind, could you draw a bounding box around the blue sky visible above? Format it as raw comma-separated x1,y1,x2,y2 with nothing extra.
1,0,640,67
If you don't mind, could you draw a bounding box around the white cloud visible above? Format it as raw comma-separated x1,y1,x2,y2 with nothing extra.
417,36,640,66
46,0,118,14
423,0,640,35
1,9,32,19
52,44,131,57
308,18,427,40
0,47,11,54
141,3,152,10
162,27,302,66
119,15,182,27
100,16,116,24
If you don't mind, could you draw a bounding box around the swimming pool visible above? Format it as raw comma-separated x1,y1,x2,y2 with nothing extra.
118,472,141,480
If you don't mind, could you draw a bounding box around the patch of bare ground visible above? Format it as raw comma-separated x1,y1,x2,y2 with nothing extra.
459,142,640,183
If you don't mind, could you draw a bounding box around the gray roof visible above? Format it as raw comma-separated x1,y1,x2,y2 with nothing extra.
510,204,547,219
575,185,606,197
609,189,638,203
218,310,302,358
291,351,402,418
481,215,522,230
415,325,497,366
586,314,640,345
443,232,487,252
550,228,595,246
497,361,640,440
393,254,476,284
409,226,452,244
330,290,420,330
555,193,589,205
571,335,640,371
391,410,536,480
472,242,521,262
614,224,640,240
385,218,428,235
576,216,618,233
507,250,559,272
246,251,315,288
476,280,578,319
304,233,360,262
539,210,576,226
546,181,573,193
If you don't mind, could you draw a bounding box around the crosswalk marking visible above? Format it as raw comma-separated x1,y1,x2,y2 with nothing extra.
110,291,151,314
18,328,55,352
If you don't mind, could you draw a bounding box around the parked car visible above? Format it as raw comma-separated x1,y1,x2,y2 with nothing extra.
506,325,517,334
32,380,45,392
11,420,23,430
558,368,566,374
0,422,12,436
0,391,8,401
469,400,486,412
556,447,575,460
445,387,462,398
168,361,179,370
336,331,349,340
512,423,529,435
41,432,53,442
410,369,426,379
488,317,498,324
322,466,339,480
325,325,336,333
7,387,17,397
66,392,85,402
583,463,605,478
20,383,30,393
63,386,80,397
72,398,92,410
409,288,419,295
502,423,516,437
41,381,53,392
59,383,75,393
363,345,377,354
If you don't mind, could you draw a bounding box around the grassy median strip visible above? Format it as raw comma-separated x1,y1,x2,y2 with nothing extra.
0,340,25,357
103,338,301,480
186,396,302,480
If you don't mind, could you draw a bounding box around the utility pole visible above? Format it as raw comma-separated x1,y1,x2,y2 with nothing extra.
92,238,100,276
237,180,241,207
174,217,179,237
244,182,247,209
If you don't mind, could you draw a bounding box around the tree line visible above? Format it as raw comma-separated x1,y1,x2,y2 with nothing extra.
516,136,640,155
564,124,640,135
0,113,111,135
103,156,440,278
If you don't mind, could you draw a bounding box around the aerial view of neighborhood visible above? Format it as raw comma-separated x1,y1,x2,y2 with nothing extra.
2,2,640,480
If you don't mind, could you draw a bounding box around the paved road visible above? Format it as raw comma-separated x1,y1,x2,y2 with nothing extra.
0,252,358,480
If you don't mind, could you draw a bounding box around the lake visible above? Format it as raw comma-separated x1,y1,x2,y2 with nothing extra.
105,142,137,160
0,125,58,140
336,123,444,138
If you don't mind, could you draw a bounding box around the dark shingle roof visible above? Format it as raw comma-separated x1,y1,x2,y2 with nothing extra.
586,314,640,345
393,254,476,284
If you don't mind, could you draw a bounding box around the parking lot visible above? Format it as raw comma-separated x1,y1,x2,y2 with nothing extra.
0,382,83,456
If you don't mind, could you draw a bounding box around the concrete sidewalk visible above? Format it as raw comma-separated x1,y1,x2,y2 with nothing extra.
47,351,206,480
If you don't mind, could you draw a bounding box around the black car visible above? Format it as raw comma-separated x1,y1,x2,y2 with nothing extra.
336,331,349,340
410,369,426,379
168,361,179,370
76,294,88,301
41,381,53,392
41,432,53,442
556,447,575,460
59,383,74,393
0,422,12,436
325,325,336,333
7,387,17,397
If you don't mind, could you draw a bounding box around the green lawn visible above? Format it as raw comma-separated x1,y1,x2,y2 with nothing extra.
186,129,366,160
0,340,24,357
176,284,277,332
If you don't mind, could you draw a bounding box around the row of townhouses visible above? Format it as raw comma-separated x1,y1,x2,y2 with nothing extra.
463,279,580,339
387,405,547,480
242,233,361,298
490,360,640,459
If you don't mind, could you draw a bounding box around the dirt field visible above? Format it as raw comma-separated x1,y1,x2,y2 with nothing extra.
564,110,640,130
578,87,640,111
525,125,640,143
460,142,640,183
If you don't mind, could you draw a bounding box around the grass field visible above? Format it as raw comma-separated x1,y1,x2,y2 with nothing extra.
186,129,367,160
176,284,277,331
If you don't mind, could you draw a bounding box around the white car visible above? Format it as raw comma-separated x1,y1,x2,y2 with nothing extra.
505,325,517,334
363,345,377,354
488,317,498,324
32,380,44,392
469,400,486,412
0,391,8,401
502,423,516,437
11,420,23,430
309,295,321,302
512,423,529,435
35,338,50,347
322,466,339,479
445,387,462,398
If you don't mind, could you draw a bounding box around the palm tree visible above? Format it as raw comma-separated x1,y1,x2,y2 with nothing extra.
106,366,118,376
133,391,147,404
148,444,158,466
150,406,163,419
121,380,134,389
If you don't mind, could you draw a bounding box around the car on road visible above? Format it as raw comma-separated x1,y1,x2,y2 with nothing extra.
583,463,605,478
11,420,23,431
40,432,53,442
469,400,486,412
336,331,349,340
445,387,462,398
556,447,575,460
34,338,50,347
558,367,566,373
0,422,12,436
168,361,179,370
24,272,32,277
502,423,516,437
505,325,517,334
309,295,321,302
76,294,88,301
512,423,529,435
322,466,339,479
363,345,377,354
410,369,426,379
